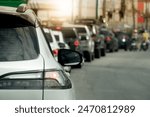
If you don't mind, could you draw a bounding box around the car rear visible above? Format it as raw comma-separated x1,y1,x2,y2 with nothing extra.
61,27,82,54
115,32,130,50
0,6,75,100
0,8,44,99
74,25,95,62
99,30,114,52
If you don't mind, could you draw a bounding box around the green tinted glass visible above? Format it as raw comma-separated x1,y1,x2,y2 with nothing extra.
0,0,27,7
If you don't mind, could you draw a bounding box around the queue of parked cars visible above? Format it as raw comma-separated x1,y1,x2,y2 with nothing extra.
0,4,132,100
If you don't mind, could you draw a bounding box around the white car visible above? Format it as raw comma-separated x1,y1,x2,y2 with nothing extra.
0,4,83,100
43,28,60,61
52,30,70,49
52,30,71,72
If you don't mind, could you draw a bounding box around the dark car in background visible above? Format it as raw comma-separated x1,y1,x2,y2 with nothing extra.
114,31,131,51
61,27,83,54
99,29,119,52
91,25,106,57
96,34,106,56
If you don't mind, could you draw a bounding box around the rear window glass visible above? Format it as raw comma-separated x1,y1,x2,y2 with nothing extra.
75,27,86,33
44,32,53,42
99,31,109,35
0,15,39,61
0,14,34,28
54,35,60,41
62,28,76,39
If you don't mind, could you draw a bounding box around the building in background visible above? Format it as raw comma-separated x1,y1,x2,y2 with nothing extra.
27,0,150,30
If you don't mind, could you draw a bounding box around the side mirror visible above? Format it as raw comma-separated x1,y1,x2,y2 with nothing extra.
58,42,65,49
58,49,82,66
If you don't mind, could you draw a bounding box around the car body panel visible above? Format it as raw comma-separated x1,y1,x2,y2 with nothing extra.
0,90,42,100
0,55,44,76
44,89,75,100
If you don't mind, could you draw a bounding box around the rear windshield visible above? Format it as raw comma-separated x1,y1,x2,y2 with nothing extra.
99,31,109,35
54,35,60,42
0,14,39,61
62,28,77,39
44,32,53,42
75,27,86,33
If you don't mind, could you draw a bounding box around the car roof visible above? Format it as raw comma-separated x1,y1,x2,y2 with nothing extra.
0,5,39,27
52,30,62,35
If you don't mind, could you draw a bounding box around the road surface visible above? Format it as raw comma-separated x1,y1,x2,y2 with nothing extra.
71,50,150,100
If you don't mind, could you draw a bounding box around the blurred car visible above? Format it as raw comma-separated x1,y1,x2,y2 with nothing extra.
52,30,70,49
51,26,83,54
74,19,106,58
43,28,60,61
61,27,83,53
0,4,83,100
96,34,106,56
52,30,71,72
49,26,84,68
99,29,119,52
65,24,95,62
74,18,99,36
114,31,130,51
90,25,106,57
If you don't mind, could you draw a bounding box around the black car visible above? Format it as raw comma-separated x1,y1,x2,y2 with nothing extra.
61,27,83,54
115,31,131,51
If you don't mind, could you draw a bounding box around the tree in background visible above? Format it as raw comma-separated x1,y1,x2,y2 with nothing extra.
119,0,126,20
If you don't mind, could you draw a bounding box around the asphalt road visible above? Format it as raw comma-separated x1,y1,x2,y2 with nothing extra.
71,49,150,100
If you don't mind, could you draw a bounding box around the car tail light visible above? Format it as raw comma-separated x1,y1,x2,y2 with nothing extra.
53,49,59,56
44,71,70,89
106,37,111,42
56,26,62,30
74,40,80,47
0,71,71,89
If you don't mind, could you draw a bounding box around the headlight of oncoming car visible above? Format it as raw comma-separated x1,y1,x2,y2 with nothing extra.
122,38,126,42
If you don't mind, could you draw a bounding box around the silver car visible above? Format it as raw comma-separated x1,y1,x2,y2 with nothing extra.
0,4,82,100
63,24,95,62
